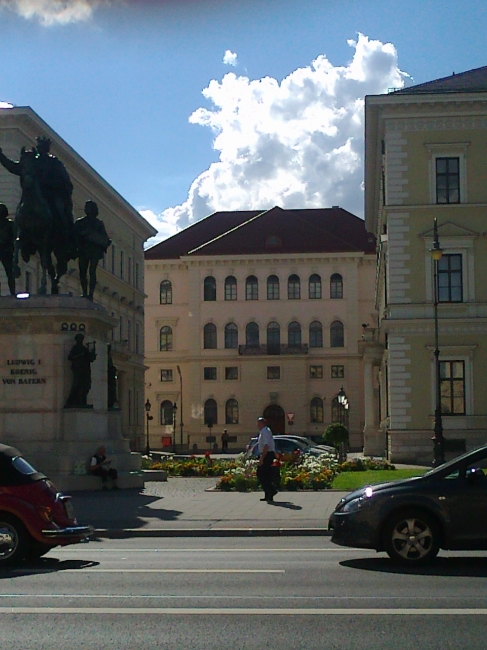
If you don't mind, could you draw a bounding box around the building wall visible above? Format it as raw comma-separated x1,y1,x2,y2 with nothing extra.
367,96,487,462
0,108,155,450
145,251,376,451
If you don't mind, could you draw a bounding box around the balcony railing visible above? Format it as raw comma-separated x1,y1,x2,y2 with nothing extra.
238,344,309,356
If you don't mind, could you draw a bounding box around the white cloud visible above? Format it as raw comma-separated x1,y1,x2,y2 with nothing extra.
0,0,108,25
223,50,238,67
145,34,409,244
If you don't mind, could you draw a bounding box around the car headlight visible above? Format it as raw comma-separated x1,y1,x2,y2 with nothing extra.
341,497,364,513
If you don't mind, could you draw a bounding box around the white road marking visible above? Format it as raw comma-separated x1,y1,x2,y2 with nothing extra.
11,568,284,574
1,607,487,615
54,548,371,553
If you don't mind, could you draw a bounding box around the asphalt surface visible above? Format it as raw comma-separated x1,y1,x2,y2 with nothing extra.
70,477,348,536
2,537,487,649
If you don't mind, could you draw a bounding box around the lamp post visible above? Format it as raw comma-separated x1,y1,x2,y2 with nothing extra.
144,399,153,457
172,402,178,453
177,365,184,448
337,386,349,426
431,218,445,467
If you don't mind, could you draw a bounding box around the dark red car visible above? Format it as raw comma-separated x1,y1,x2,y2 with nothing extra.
0,443,92,564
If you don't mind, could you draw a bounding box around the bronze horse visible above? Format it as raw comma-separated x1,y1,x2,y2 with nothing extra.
14,148,72,294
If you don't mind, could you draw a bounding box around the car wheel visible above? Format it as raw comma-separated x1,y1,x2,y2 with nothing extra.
0,514,29,565
384,510,440,565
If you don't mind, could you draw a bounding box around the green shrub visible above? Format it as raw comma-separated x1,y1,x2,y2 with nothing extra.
323,423,349,447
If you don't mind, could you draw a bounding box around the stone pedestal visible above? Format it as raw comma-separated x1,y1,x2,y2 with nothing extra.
0,295,143,490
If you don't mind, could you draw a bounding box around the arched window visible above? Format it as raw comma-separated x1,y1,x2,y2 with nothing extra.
330,273,343,299
160,279,172,304
267,275,280,300
225,398,239,424
224,323,238,349
203,323,217,349
309,321,323,348
267,321,280,354
309,274,322,300
160,326,173,351
204,276,216,301
246,275,258,300
204,398,218,427
330,321,344,348
160,400,174,425
224,276,237,301
288,274,300,300
288,321,302,346
246,322,259,347
310,397,324,423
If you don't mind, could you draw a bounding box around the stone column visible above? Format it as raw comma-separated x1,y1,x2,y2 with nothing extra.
360,329,385,456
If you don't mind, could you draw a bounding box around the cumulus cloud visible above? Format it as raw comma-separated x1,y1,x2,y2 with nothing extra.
223,50,238,67
0,0,109,25
145,34,409,245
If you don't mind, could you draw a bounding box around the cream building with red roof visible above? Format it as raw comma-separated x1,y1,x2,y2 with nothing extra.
144,206,377,452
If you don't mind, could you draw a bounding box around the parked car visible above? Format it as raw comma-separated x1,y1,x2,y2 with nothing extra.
245,435,330,459
0,443,93,564
278,435,337,456
329,444,487,565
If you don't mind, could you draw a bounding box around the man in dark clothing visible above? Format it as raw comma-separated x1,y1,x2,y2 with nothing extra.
65,333,96,407
256,417,278,503
90,445,118,490
221,429,229,452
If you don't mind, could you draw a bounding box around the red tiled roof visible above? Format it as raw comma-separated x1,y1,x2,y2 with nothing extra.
144,207,375,260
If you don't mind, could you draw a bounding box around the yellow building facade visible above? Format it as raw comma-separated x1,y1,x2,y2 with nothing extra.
365,66,487,463
144,206,377,452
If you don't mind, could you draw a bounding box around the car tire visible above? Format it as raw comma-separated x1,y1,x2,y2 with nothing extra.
0,514,30,565
384,509,440,565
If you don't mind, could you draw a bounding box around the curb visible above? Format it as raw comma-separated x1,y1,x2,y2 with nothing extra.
91,527,332,539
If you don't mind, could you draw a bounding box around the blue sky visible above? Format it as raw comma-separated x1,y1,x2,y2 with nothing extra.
0,0,486,244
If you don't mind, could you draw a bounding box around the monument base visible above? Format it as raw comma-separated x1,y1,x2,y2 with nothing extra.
0,295,142,491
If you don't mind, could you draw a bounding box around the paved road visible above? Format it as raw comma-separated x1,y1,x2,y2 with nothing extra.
2,538,487,649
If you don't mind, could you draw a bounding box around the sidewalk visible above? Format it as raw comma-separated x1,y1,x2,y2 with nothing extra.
70,477,349,538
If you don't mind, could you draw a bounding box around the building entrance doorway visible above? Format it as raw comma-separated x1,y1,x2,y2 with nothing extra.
263,404,285,435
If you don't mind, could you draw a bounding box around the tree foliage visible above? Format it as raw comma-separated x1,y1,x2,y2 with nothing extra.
323,422,349,447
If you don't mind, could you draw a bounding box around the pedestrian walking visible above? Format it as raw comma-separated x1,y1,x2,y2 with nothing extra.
221,429,229,453
256,417,278,502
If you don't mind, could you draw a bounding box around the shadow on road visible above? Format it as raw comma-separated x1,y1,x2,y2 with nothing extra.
267,500,302,510
70,489,183,529
340,556,487,577
0,558,99,579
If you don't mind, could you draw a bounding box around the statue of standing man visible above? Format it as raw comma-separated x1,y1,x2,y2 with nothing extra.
65,333,97,408
0,204,15,295
74,200,111,300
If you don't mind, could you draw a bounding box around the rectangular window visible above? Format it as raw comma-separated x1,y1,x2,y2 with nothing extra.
204,367,217,380
119,317,123,342
436,157,460,204
309,365,323,379
135,323,140,354
135,262,140,290
225,367,238,380
128,256,132,285
127,320,132,350
267,366,280,380
161,369,173,382
440,360,465,415
120,251,125,280
111,245,116,274
438,254,463,303
331,365,345,379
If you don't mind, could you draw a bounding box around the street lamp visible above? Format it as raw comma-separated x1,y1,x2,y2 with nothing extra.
337,386,349,426
431,218,445,467
172,402,178,453
177,365,184,448
144,399,153,457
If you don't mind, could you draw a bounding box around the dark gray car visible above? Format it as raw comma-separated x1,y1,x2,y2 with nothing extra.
329,444,487,565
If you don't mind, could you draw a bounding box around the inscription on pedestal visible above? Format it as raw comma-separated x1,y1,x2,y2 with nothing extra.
2,359,47,385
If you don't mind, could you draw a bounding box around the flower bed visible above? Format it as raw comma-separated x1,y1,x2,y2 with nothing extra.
141,452,396,490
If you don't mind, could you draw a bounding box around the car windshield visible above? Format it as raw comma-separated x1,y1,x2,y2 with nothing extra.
422,446,487,478
12,456,38,475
